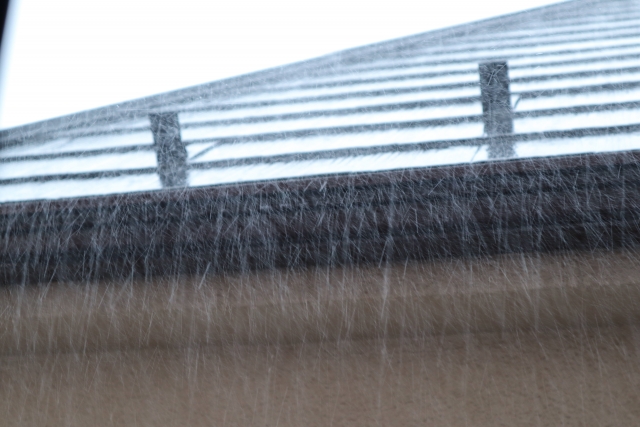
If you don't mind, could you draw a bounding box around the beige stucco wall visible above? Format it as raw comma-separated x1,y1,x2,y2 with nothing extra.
1,249,640,425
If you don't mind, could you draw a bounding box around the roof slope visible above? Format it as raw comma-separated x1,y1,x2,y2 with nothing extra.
1,0,639,203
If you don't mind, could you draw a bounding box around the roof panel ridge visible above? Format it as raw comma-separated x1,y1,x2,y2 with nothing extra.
336,41,640,76
400,26,640,60
279,50,640,89
348,1,630,61
451,14,640,42
179,100,478,129
185,121,640,172
268,57,640,95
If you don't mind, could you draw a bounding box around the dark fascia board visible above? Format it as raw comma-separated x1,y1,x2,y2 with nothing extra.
2,147,640,284
0,0,582,145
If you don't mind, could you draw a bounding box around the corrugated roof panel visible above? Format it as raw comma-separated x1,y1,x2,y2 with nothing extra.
400,27,640,59
189,124,484,163
222,84,479,105
0,150,156,180
0,174,161,203
275,57,640,93
337,37,640,72
189,145,490,188
0,138,72,158
1,131,153,159
225,68,640,107
264,76,480,99
515,87,640,110
454,15,640,39
515,108,640,133
2,0,640,203
179,91,477,121
509,57,640,77
180,47,640,100
511,70,640,91
353,47,640,80
180,105,482,140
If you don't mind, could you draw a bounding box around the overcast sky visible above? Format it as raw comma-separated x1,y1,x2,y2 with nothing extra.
0,0,566,128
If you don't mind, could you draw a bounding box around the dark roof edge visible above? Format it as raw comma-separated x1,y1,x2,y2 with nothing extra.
0,0,578,144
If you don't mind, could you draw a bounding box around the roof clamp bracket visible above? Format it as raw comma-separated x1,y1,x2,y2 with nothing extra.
149,112,188,188
479,61,515,159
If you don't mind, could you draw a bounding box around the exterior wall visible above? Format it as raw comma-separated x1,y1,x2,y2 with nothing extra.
3,328,640,426
1,249,640,425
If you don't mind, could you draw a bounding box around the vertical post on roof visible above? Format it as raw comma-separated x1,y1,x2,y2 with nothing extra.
150,112,188,188
479,61,515,159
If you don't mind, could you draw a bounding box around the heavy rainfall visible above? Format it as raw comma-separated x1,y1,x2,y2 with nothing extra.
1,0,640,425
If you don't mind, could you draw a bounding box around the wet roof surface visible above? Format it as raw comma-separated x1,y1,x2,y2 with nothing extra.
1,0,639,203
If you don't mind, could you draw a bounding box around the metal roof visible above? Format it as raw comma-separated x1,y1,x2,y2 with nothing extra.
1,0,640,204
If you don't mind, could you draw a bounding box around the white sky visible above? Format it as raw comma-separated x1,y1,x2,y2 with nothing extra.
0,0,566,129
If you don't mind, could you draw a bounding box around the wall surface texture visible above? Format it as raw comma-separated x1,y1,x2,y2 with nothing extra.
1,249,640,426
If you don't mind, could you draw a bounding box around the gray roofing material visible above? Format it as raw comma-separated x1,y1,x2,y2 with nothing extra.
1,0,640,203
